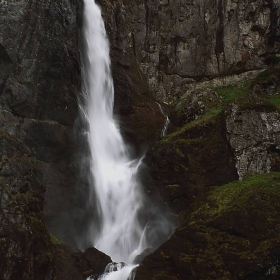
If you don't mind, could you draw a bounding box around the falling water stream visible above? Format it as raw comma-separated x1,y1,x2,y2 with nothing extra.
81,0,172,279
156,102,170,137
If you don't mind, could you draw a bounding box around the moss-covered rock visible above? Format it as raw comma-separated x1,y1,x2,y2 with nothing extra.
144,110,238,218
135,173,280,280
137,66,280,279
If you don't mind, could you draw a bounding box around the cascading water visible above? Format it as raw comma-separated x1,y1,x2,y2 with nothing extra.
156,102,170,137
80,0,173,279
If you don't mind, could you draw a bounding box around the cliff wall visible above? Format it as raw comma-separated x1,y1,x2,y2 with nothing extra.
0,0,111,279
100,0,280,101
0,0,280,279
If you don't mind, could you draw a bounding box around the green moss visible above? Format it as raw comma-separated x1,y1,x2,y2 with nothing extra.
164,108,222,141
170,66,279,141
50,234,64,245
268,94,280,108
191,172,280,221
173,96,196,117
213,83,249,105
179,253,196,262
174,147,184,158
175,83,248,116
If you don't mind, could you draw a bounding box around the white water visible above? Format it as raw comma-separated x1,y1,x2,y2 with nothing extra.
156,102,170,137
81,0,173,279
97,263,138,280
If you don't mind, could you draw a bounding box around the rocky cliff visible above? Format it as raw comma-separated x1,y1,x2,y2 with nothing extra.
97,0,280,278
99,0,280,101
0,0,280,279
134,67,280,279
0,0,112,279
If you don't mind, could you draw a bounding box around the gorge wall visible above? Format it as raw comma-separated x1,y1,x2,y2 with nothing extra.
99,0,280,100
0,0,280,279
0,0,111,279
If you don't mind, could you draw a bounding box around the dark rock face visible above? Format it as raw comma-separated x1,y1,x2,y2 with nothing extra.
0,131,53,280
53,244,111,280
0,0,113,279
0,0,83,247
96,0,280,101
95,0,168,151
0,0,80,124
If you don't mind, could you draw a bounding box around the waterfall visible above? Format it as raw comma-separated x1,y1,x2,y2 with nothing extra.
80,0,173,279
156,102,170,137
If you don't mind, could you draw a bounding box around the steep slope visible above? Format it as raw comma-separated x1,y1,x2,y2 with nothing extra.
135,66,280,279
135,172,280,280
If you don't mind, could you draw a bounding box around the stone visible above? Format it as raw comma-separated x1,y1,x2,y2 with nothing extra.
226,105,280,179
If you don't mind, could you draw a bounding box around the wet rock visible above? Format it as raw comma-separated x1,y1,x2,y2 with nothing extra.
1,0,280,279
53,244,111,280
171,89,222,126
0,0,93,278
0,0,81,124
0,126,112,279
95,0,168,150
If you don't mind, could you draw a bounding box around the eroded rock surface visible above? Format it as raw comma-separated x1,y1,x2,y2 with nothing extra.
99,0,280,101
144,112,238,217
226,105,280,179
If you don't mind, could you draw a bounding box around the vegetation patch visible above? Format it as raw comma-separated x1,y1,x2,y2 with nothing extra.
140,172,280,280
268,94,280,108
164,108,222,141
191,172,280,222
213,84,249,105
